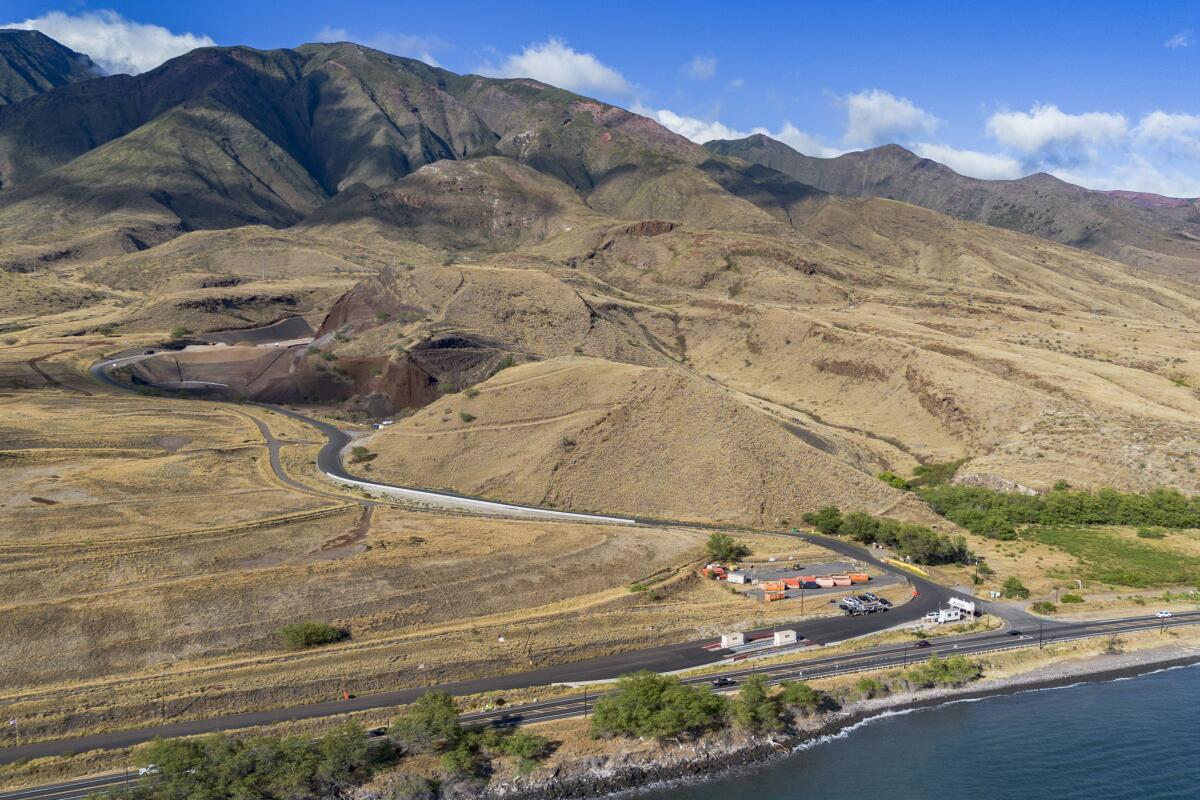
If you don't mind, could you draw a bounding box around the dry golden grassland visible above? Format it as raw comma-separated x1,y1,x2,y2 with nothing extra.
0,337,880,746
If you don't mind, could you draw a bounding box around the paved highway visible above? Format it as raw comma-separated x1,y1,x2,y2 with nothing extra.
6,610,1197,800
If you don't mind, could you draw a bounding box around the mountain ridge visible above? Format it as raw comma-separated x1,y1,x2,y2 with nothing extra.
705,134,1200,281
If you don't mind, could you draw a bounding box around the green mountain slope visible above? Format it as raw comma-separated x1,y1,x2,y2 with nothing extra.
0,29,99,108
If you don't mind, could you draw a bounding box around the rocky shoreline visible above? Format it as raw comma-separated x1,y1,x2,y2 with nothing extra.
471,646,1200,800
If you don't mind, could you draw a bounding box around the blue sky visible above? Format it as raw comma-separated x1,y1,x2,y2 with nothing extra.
5,1,1200,195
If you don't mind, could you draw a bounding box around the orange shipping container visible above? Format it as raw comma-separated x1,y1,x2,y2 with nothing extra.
849,573,870,583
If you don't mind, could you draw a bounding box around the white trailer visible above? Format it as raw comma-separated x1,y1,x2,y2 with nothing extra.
773,629,798,646
727,572,749,584
720,632,745,648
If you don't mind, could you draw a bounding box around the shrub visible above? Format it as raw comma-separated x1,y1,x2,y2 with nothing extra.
854,677,886,699
705,532,750,562
877,471,910,490
910,461,962,487
350,446,377,464
732,675,784,733
322,351,338,362
904,655,982,688
1031,601,1058,614
464,387,480,398
1136,527,1166,539
1060,593,1084,604
280,621,346,649
169,325,191,340
591,671,727,740
1001,577,1030,599
383,774,439,800
628,582,649,593
494,354,516,372
802,505,844,535
777,680,832,714
96,324,116,336
458,411,476,423
390,691,462,754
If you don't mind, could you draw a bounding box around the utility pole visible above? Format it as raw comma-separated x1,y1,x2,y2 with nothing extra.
582,686,588,717
1038,620,1044,649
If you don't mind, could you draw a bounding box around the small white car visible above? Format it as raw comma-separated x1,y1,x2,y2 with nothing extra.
1156,610,1173,619
138,765,159,776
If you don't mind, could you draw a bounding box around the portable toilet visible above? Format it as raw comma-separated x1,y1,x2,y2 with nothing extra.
773,629,798,646
720,632,745,648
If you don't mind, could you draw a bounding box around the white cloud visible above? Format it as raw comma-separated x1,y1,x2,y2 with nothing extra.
682,55,717,80
754,122,845,158
842,89,940,146
1133,111,1200,158
1165,30,1193,49
1053,156,1200,199
477,38,631,95
985,104,1127,166
315,25,443,66
633,105,747,142
634,106,846,159
729,78,745,89
911,142,1023,180
1,10,214,75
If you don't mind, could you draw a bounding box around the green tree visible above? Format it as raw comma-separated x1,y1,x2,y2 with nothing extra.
731,675,784,733
315,722,372,791
1001,576,1030,599
705,532,751,562
590,671,727,740
838,511,880,543
802,505,844,535
390,691,463,754
169,325,191,340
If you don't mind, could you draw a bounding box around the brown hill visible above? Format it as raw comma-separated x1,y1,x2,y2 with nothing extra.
705,135,1200,281
364,358,925,527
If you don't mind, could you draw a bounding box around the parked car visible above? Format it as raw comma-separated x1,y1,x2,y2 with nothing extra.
1157,610,1174,619
913,639,931,648
710,677,737,688
138,765,159,776
861,592,879,602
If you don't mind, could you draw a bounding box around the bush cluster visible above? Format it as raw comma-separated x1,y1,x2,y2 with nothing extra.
920,485,1200,540
113,722,374,799
902,654,983,689
279,621,347,650
590,672,727,740
801,506,971,565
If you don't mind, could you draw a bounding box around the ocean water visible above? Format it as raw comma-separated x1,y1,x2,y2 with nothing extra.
640,663,1200,800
